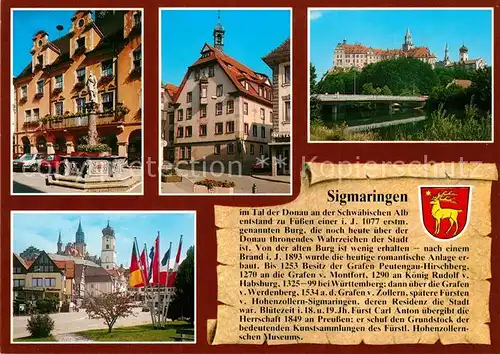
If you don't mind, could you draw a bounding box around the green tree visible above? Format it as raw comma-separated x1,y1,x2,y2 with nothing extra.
20,246,41,261
358,57,438,95
167,246,194,323
309,63,317,94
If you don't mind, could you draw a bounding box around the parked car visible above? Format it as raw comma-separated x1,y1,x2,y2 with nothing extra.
12,153,45,172
40,154,64,173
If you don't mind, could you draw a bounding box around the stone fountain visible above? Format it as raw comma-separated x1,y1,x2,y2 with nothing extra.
46,71,138,192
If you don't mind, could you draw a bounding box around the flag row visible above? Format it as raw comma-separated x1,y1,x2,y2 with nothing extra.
129,234,183,288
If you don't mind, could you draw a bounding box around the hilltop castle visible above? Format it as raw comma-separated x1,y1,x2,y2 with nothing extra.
332,28,486,71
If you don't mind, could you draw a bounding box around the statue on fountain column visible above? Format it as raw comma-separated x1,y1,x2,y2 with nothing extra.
86,71,99,145
87,72,99,106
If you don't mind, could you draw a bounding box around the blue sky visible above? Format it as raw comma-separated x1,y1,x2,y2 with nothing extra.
161,9,291,85
13,212,195,267
12,10,77,76
310,9,493,76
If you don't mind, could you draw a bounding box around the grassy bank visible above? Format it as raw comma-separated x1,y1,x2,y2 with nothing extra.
311,106,491,141
13,336,56,342
75,321,194,342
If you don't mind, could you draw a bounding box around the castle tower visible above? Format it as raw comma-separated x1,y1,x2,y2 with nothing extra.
75,219,86,257
402,27,414,51
100,220,117,270
57,231,63,254
444,43,450,64
213,10,225,52
459,44,468,62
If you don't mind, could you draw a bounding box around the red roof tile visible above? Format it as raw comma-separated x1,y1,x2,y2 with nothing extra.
173,44,272,107
165,84,179,99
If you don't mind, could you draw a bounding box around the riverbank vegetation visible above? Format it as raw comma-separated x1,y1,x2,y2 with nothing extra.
310,59,492,141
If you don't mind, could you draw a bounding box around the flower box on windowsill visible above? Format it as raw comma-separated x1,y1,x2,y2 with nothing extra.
99,74,114,85
34,92,44,99
23,121,40,129
19,96,27,104
74,82,85,90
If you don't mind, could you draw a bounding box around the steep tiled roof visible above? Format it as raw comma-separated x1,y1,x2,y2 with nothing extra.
13,253,29,270
164,83,179,99
174,43,272,107
85,266,112,283
53,260,75,278
262,38,290,64
447,79,472,89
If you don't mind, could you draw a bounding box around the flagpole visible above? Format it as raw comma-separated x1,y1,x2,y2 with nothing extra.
160,241,172,325
156,231,161,328
142,242,155,327
162,235,182,324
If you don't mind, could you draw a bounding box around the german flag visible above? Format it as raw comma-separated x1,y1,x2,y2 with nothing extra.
129,238,144,288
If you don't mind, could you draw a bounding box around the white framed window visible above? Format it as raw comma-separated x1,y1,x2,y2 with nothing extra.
226,121,235,133
76,98,86,113
133,48,141,70
33,108,39,121
199,124,207,136
216,85,223,97
187,108,192,120
36,80,44,94
200,105,207,118
55,74,63,89
260,108,265,120
215,102,222,115
55,102,63,116
284,101,291,122
101,92,114,112
76,68,86,83
25,110,32,122
243,102,248,115
101,60,113,76
215,122,223,135
133,11,141,27
187,92,192,103
200,86,207,98
226,100,234,114
21,85,27,98
177,109,183,121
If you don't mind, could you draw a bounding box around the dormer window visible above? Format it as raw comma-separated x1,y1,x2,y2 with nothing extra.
133,48,141,70
208,66,215,77
133,12,141,27
259,86,263,96
37,55,43,66
77,37,85,49
194,70,200,80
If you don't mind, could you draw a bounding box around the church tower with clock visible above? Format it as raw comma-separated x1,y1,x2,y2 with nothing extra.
100,221,117,270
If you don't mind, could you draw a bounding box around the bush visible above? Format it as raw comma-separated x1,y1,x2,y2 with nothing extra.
36,296,59,314
27,314,54,338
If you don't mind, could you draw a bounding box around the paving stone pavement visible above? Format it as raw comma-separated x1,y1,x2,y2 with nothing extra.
54,333,93,342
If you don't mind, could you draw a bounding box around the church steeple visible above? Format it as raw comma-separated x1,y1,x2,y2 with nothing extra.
57,230,63,254
213,10,225,52
444,43,449,63
402,27,414,51
75,219,85,244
